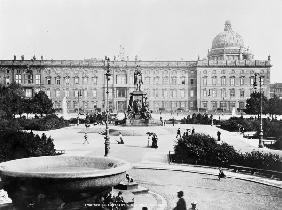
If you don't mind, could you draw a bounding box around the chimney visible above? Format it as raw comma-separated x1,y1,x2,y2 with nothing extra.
21,55,24,61
41,55,43,60
13,55,16,60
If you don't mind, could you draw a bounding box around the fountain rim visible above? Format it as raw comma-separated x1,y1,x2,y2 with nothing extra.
0,156,131,179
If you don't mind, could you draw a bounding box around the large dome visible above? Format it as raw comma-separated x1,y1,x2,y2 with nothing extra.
212,21,244,49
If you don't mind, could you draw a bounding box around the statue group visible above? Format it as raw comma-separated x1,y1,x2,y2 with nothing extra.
127,67,151,121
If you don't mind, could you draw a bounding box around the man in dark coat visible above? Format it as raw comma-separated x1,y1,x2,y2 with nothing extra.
173,191,187,210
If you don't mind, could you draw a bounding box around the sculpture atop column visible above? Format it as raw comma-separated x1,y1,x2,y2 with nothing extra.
134,65,143,91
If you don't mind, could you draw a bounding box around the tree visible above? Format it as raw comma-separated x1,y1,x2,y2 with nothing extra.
32,91,54,117
0,83,24,119
267,95,282,118
245,92,268,117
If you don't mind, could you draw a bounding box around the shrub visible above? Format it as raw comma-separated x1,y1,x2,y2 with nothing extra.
19,114,69,131
174,133,238,166
173,133,282,171
0,130,56,162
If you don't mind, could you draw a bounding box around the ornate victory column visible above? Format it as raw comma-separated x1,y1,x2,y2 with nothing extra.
126,66,153,126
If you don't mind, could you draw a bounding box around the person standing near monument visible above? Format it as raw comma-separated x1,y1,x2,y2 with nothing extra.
217,131,221,141
173,191,187,210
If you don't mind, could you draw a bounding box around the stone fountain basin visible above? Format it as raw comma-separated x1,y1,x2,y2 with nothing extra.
0,156,131,192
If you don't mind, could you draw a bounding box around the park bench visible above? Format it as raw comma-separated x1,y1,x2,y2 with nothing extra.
262,137,277,145
243,131,257,139
229,165,282,180
55,149,65,155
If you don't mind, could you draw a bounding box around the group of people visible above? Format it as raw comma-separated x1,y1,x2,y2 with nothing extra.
176,128,195,139
94,191,126,210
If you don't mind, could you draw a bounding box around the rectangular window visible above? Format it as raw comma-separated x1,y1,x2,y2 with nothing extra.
190,79,194,85
190,101,194,109
92,89,97,98
162,89,168,98
5,77,10,85
240,90,244,97
221,89,226,98
65,90,69,98
212,101,217,110
93,77,97,85
47,77,51,85
212,89,217,97
202,101,207,109
239,102,245,109
83,90,87,98
230,89,235,97
116,75,127,85
56,90,60,98
171,77,177,85
230,77,235,86
117,88,126,97
203,89,207,97
203,77,207,86
190,90,194,97
240,77,244,85
83,77,88,85
250,77,254,85
34,88,40,94
221,77,226,85
74,77,79,84
27,74,33,84
15,75,22,84
65,77,70,85
155,89,159,97
180,90,185,98
74,90,78,97
154,77,160,84
25,89,32,98
35,75,41,85
181,77,185,85
260,77,264,85
163,77,169,85
220,101,227,110
145,77,151,84
212,77,217,85
56,78,60,85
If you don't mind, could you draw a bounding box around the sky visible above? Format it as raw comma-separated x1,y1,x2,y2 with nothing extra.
0,0,282,82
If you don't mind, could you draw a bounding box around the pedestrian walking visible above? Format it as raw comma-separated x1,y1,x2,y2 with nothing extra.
241,127,245,135
217,131,221,141
191,128,195,135
173,191,187,210
176,128,181,138
83,132,89,144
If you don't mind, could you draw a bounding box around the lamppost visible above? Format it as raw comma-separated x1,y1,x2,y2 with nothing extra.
253,73,264,148
104,56,111,156
77,90,82,126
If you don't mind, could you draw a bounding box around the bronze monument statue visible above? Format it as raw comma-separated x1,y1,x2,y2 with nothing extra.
134,66,143,91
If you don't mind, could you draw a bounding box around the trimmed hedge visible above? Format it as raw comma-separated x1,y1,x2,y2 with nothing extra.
0,130,56,162
174,133,282,171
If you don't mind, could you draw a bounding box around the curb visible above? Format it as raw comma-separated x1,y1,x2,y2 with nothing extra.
132,163,282,189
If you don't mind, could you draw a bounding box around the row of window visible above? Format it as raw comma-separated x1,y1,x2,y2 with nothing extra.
202,76,264,86
45,76,98,85
144,76,195,85
6,74,41,85
202,88,245,98
45,89,98,98
202,101,245,110
53,100,98,109
144,89,195,98
202,69,265,75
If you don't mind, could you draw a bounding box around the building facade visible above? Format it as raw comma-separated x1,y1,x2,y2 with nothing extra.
0,21,271,113
270,83,282,99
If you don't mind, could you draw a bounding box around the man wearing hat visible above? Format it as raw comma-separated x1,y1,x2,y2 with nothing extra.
173,191,187,210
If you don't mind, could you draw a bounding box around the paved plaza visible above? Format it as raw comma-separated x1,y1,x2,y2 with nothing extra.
31,123,282,210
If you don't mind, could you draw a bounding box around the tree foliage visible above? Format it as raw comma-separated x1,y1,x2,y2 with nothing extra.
245,92,268,116
32,91,54,117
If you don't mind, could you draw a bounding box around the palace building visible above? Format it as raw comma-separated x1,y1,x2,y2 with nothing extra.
0,21,271,113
